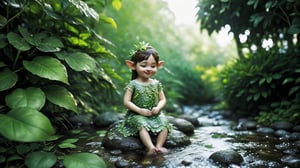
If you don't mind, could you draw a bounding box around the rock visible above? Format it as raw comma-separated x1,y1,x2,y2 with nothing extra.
248,160,281,168
274,129,291,138
270,121,294,131
208,150,243,166
102,122,144,151
256,127,274,134
236,119,257,130
179,114,200,126
110,150,122,155
165,129,191,148
168,116,195,135
102,121,191,151
293,125,300,132
181,159,192,166
291,132,300,141
115,160,130,168
281,154,300,168
69,113,93,126
93,112,124,128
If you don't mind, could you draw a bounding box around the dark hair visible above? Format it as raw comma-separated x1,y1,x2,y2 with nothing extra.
130,46,160,79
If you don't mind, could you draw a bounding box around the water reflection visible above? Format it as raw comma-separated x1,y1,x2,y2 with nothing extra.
72,105,295,167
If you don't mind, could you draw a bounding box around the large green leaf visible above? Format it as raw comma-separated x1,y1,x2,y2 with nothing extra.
36,36,64,52
23,56,69,84
0,68,17,91
43,85,77,112
5,87,45,110
18,26,36,46
18,27,64,52
25,151,57,168
0,15,7,27
63,153,106,168
55,52,96,72
7,32,31,51
0,107,55,142
0,34,7,48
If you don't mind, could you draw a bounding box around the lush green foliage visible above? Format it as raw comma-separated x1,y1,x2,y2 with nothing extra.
197,0,300,57
219,50,300,124
0,0,123,166
197,0,300,125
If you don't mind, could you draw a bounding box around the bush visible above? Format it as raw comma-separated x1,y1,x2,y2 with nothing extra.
220,50,300,124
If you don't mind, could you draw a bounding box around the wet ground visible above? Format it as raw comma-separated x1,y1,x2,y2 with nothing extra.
69,106,297,167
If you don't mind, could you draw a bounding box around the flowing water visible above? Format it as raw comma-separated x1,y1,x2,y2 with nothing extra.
72,106,294,168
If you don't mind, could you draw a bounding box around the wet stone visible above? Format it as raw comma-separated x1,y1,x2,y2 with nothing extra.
115,160,130,168
110,150,122,155
293,125,300,132
248,160,282,168
208,150,243,166
274,129,291,138
237,119,257,130
281,154,300,168
256,127,274,134
294,141,300,148
271,121,294,131
168,117,195,135
181,159,192,166
275,142,291,150
102,121,191,151
179,114,200,127
69,113,93,126
283,149,299,155
93,112,124,128
290,132,300,141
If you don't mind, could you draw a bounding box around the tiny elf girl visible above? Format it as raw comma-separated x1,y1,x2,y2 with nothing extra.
118,41,172,155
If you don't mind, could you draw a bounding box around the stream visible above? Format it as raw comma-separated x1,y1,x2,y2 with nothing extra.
70,105,299,168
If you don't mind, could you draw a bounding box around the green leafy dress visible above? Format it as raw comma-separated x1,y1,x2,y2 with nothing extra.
117,79,172,137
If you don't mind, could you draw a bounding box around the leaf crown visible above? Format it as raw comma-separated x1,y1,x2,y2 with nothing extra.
129,41,151,57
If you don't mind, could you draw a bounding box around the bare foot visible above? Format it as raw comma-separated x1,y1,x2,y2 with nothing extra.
156,147,168,154
146,147,158,156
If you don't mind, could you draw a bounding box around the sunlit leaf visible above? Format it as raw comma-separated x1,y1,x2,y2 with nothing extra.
23,56,69,84
7,32,31,51
67,37,89,47
5,87,45,110
0,68,17,91
58,143,77,149
25,151,57,168
99,14,117,29
63,153,106,168
43,85,77,112
63,138,78,143
112,0,122,10
55,52,96,72
0,107,55,142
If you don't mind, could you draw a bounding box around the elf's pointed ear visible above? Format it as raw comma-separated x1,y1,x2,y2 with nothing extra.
157,61,164,68
125,60,136,70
